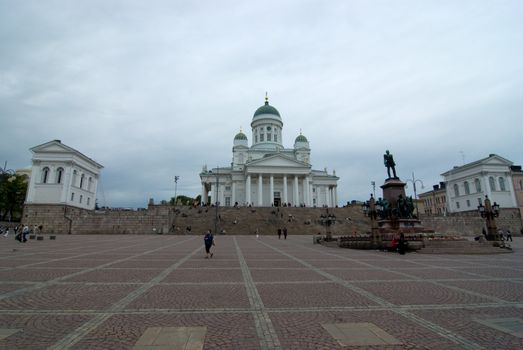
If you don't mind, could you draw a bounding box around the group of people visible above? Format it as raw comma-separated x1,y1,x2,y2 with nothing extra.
1,224,38,243
390,233,408,255
277,227,288,239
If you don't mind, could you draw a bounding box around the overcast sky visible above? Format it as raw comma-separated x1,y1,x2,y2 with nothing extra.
1,0,522,208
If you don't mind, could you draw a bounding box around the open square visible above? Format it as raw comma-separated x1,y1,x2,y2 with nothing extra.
1,235,522,349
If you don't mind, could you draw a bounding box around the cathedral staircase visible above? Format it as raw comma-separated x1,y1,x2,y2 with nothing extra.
169,205,371,236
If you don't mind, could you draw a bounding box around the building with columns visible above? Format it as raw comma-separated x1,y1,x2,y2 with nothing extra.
200,97,339,207
25,140,103,210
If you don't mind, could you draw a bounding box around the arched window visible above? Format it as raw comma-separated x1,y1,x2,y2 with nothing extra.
88,177,93,191
56,168,64,184
499,177,506,191
41,167,50,183
80,174,85,189
489,177,496,191
72,170,77,187
474,178,481,192
453,184,459,197
464,181,470,195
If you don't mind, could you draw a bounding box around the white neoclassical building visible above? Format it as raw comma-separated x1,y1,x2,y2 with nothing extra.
441,154,518,213
200,97,339,207
25,140,103,210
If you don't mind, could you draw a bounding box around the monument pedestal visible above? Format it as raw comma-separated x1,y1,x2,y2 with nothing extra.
381,178,406,209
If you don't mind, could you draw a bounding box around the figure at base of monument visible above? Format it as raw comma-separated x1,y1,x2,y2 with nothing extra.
384,150,397,179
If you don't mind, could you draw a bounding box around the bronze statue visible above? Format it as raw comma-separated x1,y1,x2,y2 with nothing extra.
384,150,397,178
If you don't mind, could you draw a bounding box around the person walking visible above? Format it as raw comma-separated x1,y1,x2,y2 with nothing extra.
277,228,282,239
506,230,513,242
22,225,30,242
283,227,288,240
204,230,215,258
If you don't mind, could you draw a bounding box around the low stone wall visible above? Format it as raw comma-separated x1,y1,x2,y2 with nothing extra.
420,208,522,236
21,204,523,236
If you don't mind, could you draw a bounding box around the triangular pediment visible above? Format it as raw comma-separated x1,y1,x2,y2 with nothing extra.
31,140,77,154
481,154,513,166
30,140,103,169
247,154,309,168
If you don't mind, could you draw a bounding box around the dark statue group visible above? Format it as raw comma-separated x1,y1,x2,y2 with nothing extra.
376,195,415,220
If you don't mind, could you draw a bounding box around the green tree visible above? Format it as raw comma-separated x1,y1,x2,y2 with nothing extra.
169,195,195,206
0,173,28,221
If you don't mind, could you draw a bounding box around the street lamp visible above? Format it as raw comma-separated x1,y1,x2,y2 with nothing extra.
477,195,500,242
174,176,180,205
405,172,424,218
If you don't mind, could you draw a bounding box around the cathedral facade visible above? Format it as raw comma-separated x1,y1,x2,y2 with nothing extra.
200,97,339,207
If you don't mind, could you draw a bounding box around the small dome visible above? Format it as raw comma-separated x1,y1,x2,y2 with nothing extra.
295,134,308,143
234,132,248,140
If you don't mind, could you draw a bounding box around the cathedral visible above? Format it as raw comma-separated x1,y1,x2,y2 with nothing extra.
200,96,339,207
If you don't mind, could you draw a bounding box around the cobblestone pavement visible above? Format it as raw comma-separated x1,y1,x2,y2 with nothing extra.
1,234,522,349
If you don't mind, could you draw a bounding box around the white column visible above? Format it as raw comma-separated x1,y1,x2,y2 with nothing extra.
270,175,274,206
258,174,263,206
246,175,251,205
283,175,288,205
293,175,299,206
307,176,313,206
232,182,236,205
60,167,72,203
201,184,206,206
327,187,332,207
483,176,491,198
302,177,308,207
334,186,338,207
219,184,225,206
506,174,518,207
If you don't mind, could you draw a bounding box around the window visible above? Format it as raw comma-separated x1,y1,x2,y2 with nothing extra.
453,184,460,197
225,186,231,191
88,177,93,191
489,177,496,191
87,198,90,206
464,181,470,195
260,134,264,141
71,192,75,201
267,133,271,141
474,178,481,192
274,134,277,142
79,195,83,204
80,174,85,189
466,199,470,207
56,168,64,184
499,177,506,191
456,201,460,209
41,167,50,183
520,180,523,190
225,197,231,206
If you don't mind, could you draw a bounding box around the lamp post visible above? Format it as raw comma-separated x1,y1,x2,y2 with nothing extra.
174,176,179,205
477,195,500,242
214,167,219,235
362,194,381,248
405,172,424,218
371,181,376,199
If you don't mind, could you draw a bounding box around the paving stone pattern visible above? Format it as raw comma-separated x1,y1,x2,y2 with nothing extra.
0,234,523,349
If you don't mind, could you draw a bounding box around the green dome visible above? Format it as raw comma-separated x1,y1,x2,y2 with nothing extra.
234,132,248,140
253,101,281,118
295,134,308,143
